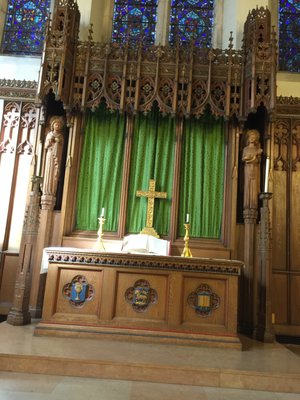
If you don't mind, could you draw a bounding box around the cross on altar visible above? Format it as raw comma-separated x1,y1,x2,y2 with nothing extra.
136,179,167,238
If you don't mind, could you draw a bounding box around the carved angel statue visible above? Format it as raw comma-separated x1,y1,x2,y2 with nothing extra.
242,129,263,210
42,116,64,197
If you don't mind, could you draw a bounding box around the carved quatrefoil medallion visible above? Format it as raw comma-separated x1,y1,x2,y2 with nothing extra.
125,279,158,313
187,283,220,317
62,275,95,308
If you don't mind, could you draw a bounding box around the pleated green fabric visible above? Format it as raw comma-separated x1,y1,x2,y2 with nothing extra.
178,114,225,238
76,104,223,238
126,107,175,236
75,105,126,231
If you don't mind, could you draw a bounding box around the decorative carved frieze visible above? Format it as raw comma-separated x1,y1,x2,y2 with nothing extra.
0,79,38,100
276,96,300,116
35,5,278,119
46,249,243,276
72,41,243,118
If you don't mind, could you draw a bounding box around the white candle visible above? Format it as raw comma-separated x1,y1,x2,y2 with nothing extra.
264,158,270,193
186,213,189,223
101,207,105,217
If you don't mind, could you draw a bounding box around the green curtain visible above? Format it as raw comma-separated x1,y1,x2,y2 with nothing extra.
126,107,175,236
178,113,225,238
76,104,125,231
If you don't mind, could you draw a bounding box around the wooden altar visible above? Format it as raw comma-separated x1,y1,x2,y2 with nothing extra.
35,249,243,349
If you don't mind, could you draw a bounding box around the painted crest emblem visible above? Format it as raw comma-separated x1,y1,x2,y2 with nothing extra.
187,283,220,317
133,286,150,306
63,275,94,308
125,279,158,313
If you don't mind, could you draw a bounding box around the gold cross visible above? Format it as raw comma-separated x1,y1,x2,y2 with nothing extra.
136,179,167,238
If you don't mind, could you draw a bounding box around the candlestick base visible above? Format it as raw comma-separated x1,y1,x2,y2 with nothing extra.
95,216,106,252
181,223,192,258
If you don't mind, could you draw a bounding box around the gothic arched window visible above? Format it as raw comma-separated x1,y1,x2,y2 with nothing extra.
112,0,158,45
278,0,300,72
1,0,51,55
169,0,214,46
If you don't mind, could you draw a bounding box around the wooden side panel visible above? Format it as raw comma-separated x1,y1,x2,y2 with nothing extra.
182,276,226,327
291,171,300,271
271,273,288,324
55,268,103,318
291,275,300,325
114,271,168,322
0,254,18,314
42,263,104,323
272,171,287,270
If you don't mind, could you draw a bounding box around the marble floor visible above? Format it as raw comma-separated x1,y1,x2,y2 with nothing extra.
1,372,300,400
0,321,300,399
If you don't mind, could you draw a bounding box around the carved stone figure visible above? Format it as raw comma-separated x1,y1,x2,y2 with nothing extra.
42,117,64,198
242,129,263,209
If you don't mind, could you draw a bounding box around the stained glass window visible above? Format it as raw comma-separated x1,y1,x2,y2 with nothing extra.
1,0,51,55
169,0,214,46
112,0,158,45
279,0,300,72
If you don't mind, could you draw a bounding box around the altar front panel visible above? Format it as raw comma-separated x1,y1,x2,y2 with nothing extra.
36,250,243,348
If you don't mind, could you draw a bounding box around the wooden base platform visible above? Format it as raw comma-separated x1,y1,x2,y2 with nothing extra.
35,321,242,349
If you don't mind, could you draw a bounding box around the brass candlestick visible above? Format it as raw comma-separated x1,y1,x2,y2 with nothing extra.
181,223,192,257
96,216,106,251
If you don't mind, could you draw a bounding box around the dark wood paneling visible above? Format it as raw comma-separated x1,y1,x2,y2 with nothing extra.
271,273,288,325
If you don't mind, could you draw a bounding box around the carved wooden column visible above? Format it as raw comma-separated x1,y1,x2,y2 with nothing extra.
7,176,42,325
242,129,262,334
242,208,258,333
253,192,275,342
29,117,65,317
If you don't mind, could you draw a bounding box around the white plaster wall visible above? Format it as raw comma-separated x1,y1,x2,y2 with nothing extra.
0,56,41,81
277,73,300,98
222,0,269,49
91,0,114,42
77,0,93,41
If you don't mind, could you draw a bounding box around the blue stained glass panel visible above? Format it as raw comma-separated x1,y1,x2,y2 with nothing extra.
2,0,50,55
169,0,214,46
279,0,300,72
112,0,158,45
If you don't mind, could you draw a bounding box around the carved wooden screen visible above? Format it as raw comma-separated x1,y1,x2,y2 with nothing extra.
1,0,50,54
0,101,37,251
278,0,300,72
